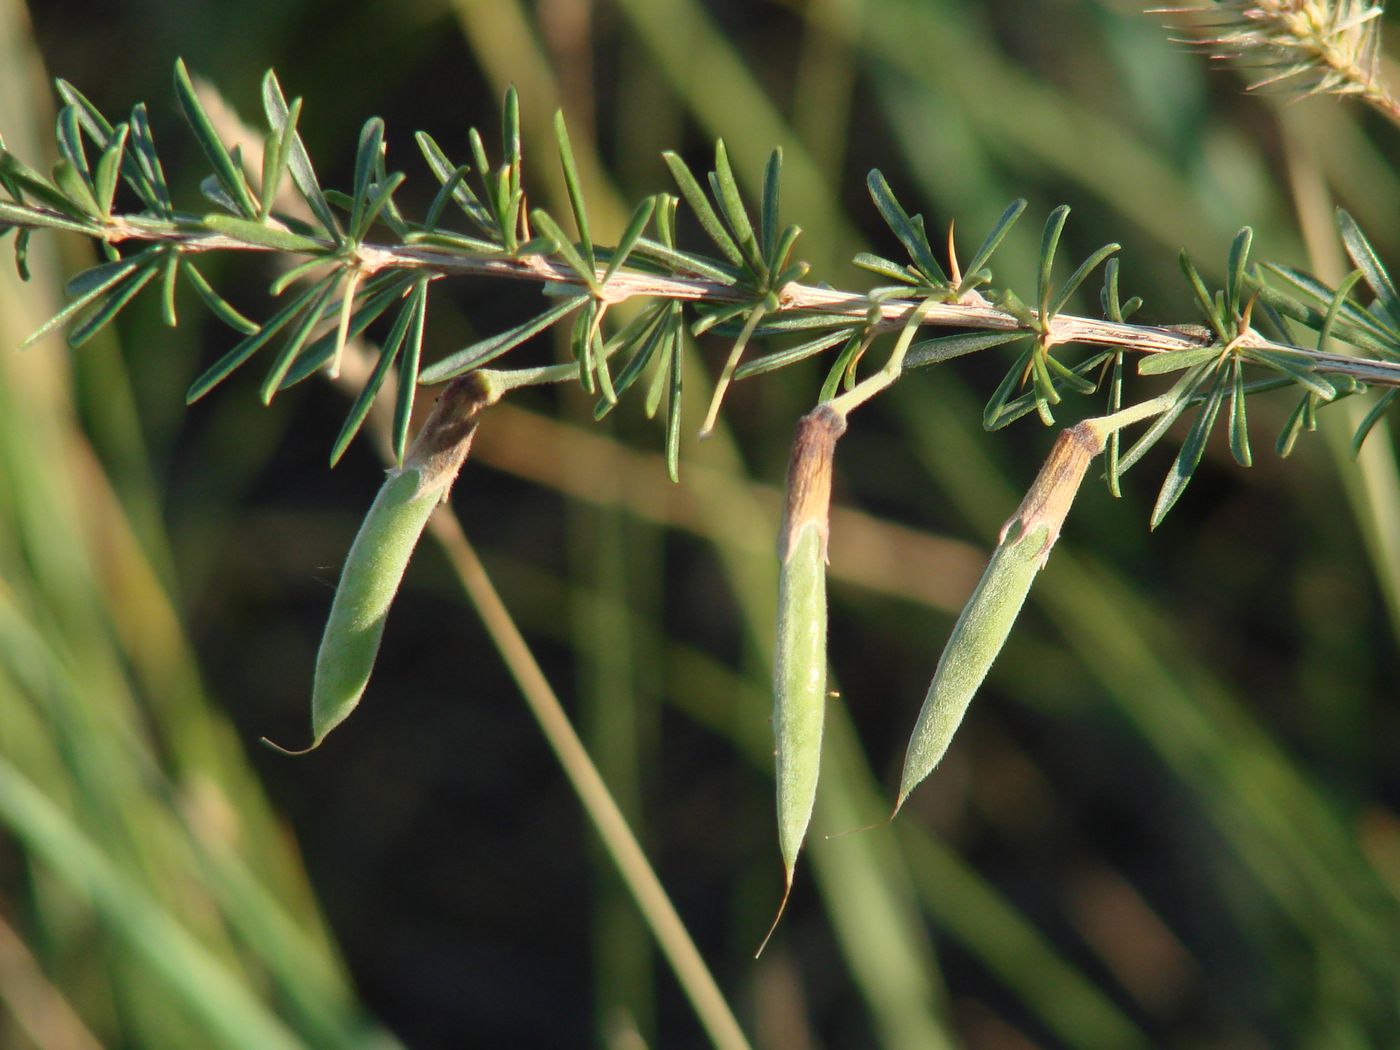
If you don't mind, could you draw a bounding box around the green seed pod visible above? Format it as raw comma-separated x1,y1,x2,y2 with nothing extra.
775,521,827,877
271,374,496,753
896,423,1100,808
895,521,1047,807
306,470,441,749
768,405,844,928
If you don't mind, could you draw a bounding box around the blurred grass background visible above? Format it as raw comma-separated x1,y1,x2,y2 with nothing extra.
3,0,1400,1046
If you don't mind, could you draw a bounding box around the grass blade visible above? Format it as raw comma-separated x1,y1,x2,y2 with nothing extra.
92,122,128,218
0,759,305,1050
1246,349,1337,401
0,151,93,220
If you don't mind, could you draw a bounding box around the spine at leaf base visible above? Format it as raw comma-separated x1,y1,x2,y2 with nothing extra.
272,373,497,753
896,423,1100,809
763,404,844,950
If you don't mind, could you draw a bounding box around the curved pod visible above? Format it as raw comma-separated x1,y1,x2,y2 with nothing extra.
309,467,445,748
286,374,496,751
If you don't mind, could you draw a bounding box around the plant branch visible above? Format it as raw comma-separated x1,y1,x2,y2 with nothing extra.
10,200,1400,390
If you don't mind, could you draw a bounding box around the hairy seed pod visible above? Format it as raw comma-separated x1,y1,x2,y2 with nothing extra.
272,374,496,753
770,405,845,916
896,423,1100,808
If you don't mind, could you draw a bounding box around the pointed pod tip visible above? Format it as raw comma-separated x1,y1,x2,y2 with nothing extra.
754,872,794,959
258,734,322,757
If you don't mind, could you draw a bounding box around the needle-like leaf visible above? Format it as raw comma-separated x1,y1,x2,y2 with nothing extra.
1151,367,1228,529
419,294,590,382
175,58,258,218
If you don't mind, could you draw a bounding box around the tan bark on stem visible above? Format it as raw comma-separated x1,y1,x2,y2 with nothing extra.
777,404,847,561
999,422,1104,561
403,372,499,499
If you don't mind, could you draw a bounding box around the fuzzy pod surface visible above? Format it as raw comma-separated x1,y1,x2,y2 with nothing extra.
772,405,844,887
774,519,828,875
308,468,444,748
896,522,1048,806
290,375,495,751
897,424,1098,806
